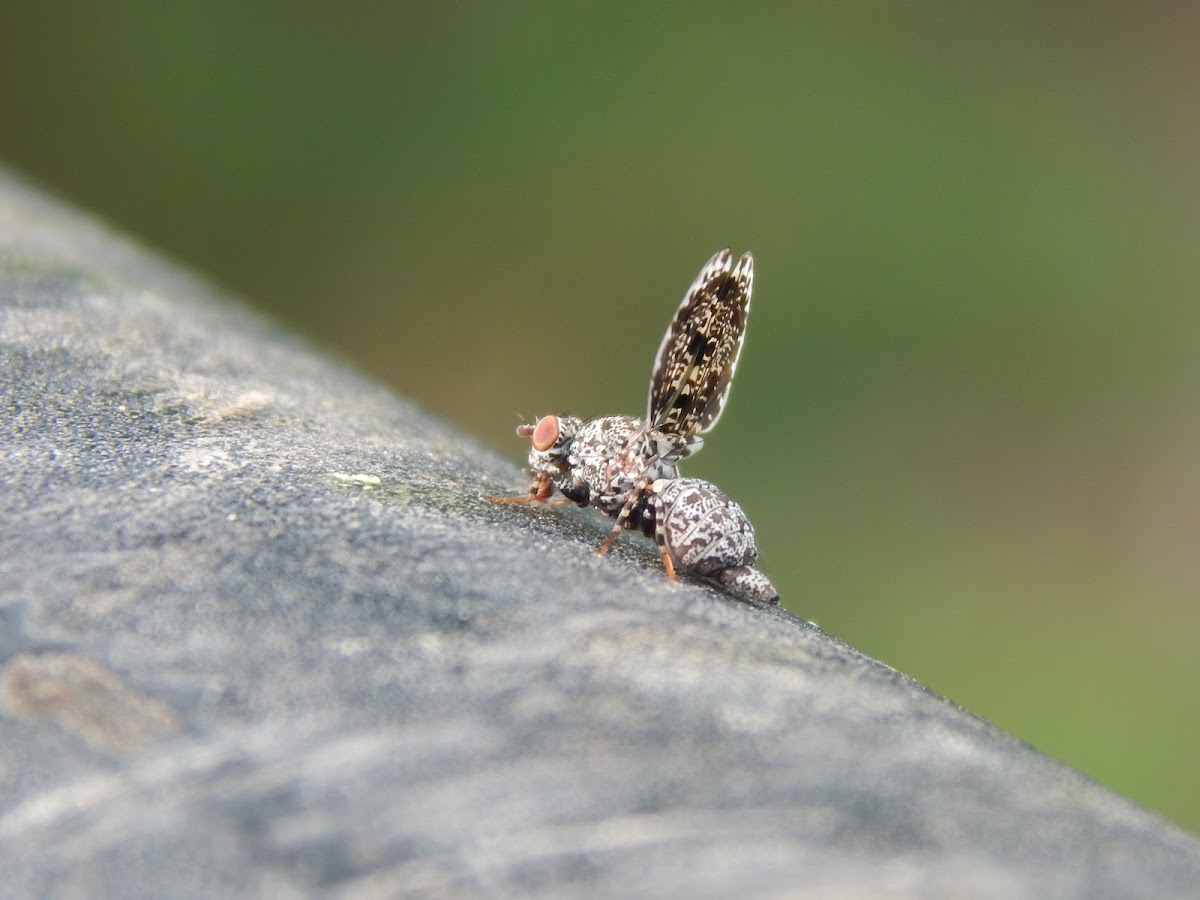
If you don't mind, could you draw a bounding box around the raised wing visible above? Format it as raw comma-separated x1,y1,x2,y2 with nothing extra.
647,248,754,437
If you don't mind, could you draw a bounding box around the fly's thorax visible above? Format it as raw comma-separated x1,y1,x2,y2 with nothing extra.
567,416,685,515
568,415,645,464
565,415,643,510
650,477,758,575
603,441,680,510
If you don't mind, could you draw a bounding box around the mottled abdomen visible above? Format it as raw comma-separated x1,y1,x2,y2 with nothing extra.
649,477,779,604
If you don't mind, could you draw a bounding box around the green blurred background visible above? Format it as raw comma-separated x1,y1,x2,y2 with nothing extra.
2,3,1197,833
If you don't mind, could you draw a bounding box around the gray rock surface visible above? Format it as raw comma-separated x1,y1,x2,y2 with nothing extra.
1,167,1198,898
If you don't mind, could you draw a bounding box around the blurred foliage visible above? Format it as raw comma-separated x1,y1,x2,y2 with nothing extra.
1,2,1197,834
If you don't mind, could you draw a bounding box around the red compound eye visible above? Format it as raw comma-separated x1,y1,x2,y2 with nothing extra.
530,415,559,452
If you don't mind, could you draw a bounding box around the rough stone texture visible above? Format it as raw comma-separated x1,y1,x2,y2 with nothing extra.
1,166,1198,899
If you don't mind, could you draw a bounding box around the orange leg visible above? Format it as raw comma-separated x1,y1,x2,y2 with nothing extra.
649,485,678,581
658,547,678,581
596,526,621,556
481,473,555,504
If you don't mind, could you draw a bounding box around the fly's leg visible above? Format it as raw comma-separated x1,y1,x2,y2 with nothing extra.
595,471,655,557
481,472,559,504
649,485,678,581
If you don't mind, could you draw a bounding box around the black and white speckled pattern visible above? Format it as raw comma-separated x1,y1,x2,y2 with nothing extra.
648,248,753,440
648,477,779,604
566,415,678,514
491,249,776,603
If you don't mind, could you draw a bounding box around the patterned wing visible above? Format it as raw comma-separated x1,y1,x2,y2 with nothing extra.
647,248,754,437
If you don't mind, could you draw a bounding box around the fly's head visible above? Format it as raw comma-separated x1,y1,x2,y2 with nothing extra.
516,414,584,501
519,413,580,479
